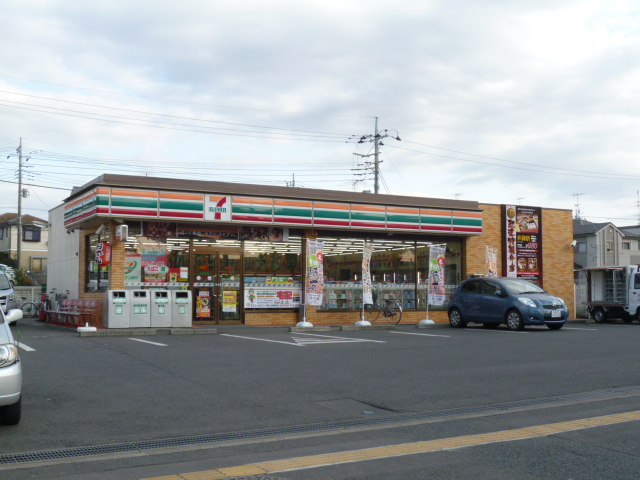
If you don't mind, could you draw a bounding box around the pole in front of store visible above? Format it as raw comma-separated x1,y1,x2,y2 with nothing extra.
296,237,313,328
419,256,435,326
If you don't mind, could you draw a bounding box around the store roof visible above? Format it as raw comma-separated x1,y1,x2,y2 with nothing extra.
67,174,483,212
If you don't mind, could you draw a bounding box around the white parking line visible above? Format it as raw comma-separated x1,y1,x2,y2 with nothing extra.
129,338,168,346
16,342,35,352
390,331,450,338
564,327,598,331
221,334,305,346
293,332,386,344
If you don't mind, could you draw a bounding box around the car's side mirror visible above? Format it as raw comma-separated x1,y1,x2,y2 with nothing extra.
5,309,23,323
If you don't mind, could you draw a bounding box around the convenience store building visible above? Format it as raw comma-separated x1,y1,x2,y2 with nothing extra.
48,174,575,327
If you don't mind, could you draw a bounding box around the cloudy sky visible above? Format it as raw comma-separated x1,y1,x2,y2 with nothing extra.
1,1,639,225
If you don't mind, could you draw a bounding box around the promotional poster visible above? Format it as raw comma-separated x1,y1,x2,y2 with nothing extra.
504,205,543,285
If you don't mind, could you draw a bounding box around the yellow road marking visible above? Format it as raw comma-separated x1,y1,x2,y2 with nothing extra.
139,410,640,480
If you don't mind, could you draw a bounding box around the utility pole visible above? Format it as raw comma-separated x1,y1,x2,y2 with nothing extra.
351,117,401,194
17,138,23,269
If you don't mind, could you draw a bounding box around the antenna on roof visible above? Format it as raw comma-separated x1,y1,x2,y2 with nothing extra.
572,193,585,219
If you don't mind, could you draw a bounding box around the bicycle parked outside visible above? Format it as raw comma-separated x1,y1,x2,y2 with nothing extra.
20,297,40,318
364,290,403,324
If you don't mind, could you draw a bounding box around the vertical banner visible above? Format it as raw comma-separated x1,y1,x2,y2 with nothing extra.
486,246,498,277
428,245,446,306
362,241,374,304
504,205,543,285
305,240,324,306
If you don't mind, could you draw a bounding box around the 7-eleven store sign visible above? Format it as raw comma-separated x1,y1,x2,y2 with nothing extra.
205,195,232,221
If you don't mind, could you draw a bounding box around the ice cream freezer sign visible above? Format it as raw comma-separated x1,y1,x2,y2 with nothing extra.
245,287,302,308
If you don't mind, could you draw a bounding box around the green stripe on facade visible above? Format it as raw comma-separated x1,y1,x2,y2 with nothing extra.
274,206,312,217
453,218,483,227
387,213,419,224
159,200,204,212
111,197,158,209
421,216,451,225
352,211,386,221
233,204,273,215
314,210,350,220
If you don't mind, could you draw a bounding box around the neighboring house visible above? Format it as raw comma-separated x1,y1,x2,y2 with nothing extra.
573,218,640,268
0,213,49,274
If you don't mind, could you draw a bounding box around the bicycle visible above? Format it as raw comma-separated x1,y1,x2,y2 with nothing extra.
364,290,403,324
20,297,40,318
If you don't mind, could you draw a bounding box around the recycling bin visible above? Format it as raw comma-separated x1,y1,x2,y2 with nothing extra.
104,290,129,328
129,290,151,328
151,291,172,327
171,290,192,327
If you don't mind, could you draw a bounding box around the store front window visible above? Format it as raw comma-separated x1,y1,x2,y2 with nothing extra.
321,236,462,311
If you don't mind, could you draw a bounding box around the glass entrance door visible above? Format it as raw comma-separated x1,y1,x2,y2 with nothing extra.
192,247,242,324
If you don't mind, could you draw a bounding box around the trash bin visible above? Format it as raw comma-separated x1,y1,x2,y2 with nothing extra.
171,290,192,327
104,290,129,328
151,291,172,327
129,290,151,328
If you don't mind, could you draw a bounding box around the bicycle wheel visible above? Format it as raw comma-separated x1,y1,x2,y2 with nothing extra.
21,302,38,318
363,303,382,323
386,301,403,325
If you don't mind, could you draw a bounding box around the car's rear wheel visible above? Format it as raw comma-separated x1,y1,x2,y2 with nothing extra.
448,308,466,328
0,396,21,425
506,309,524,330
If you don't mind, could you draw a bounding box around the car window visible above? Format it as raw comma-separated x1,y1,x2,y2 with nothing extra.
500,278,545,294
0,274,11,290
483,281,503,296
462,280,481,293
635,274,640,290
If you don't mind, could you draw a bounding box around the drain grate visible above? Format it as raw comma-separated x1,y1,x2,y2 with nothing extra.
2,385,640,466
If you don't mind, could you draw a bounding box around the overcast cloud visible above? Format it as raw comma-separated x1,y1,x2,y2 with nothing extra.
1,1,639,224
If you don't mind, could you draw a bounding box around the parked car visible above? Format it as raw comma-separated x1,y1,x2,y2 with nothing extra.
0,307,22,425
0,265,15,284
0,273,19,323
448,277,569,330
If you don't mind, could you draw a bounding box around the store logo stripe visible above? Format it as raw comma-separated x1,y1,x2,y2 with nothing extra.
314,202,350,210
387,207,420,214
111,208,158,217
352,204,386,212
159,211,204,219
453,210,483,218
112,197,159,209
274,199,313,208
233,204,273,215
159,192,204,201
421,225,453,232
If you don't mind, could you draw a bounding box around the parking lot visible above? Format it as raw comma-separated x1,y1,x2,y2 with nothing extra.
3,318,640,479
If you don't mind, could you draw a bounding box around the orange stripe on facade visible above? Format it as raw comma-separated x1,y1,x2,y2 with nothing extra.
351,204,386,212
274,199,313,208
234,197,273,205
452,210,482,218
112,189,158,198
65,189,98,210
208,195,226,202
387,207,419,214
421,209,451,216
159,192,204,201
314,202,350,210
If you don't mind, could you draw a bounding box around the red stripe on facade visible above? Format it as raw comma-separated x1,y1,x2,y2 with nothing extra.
386,223,420,230
312,219,351,226
421,225,453,232
351,221,386,228
111,208,158,216
453,227,483,233
273,217,313,225
232,214,273,223
159,211,204,219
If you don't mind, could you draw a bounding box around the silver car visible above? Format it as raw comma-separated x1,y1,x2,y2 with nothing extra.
0,272,19,324
0,308,22,425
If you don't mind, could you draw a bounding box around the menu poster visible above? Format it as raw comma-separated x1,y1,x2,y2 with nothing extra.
504,205,543,286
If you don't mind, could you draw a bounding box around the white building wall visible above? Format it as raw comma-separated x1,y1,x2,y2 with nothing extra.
47,205,80,298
